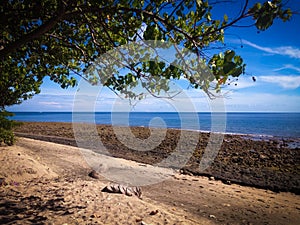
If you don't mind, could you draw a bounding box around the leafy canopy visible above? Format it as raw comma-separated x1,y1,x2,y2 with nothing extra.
0,0,293,109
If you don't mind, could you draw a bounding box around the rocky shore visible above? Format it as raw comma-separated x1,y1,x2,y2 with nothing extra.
14,122,300,194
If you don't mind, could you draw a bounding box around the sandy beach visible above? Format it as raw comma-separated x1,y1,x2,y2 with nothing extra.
0,122,299,224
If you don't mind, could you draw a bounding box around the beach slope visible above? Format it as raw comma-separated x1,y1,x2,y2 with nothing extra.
0,137,299,224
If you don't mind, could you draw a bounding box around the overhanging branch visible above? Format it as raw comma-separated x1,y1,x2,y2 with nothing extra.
0,3,67,60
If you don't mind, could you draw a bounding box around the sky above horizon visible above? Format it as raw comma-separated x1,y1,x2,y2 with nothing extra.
8,0,300,113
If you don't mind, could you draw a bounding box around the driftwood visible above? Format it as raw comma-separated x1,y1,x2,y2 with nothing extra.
102,183,142,199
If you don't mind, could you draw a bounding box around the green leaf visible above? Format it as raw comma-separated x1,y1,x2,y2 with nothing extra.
223,62,236,74
223,14,228,22
224,50,235,62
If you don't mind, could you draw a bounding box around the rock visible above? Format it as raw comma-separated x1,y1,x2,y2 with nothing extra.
209,176,215,181
140,221,149,225
135,218,143,223
209,214,216,219
149,209,159,215
241,168,251,175
88,170,100,179
259,154,268,160
223,180,231,185
232,156,243,163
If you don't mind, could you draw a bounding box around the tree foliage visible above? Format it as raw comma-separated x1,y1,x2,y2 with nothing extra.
0,111,22,146
0,0,293,145
0,0,293,109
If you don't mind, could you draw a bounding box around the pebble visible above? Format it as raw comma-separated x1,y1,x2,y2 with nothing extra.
223,180,231,185
209,176,215,181
140,222,149,225
149,209,159,215
223,203,231,207
209,214,216,219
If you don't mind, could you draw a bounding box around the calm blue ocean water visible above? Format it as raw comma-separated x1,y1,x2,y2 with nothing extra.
10,112,300,138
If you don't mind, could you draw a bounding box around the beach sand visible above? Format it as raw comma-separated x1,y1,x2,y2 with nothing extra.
1,138,210,225
0,122,299,224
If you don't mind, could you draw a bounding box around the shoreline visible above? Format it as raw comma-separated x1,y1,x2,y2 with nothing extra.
13,119,300,140
14,121,300,194
15,120,300,142
11,111,300,138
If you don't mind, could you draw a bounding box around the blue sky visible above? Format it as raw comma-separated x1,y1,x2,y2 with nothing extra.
8,0,300,112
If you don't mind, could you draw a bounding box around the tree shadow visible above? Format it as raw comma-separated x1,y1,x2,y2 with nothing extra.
0,194,84,224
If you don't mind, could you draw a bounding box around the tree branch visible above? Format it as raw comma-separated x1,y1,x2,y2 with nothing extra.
200,0,250,38
0,2,67,60
46,33,87,60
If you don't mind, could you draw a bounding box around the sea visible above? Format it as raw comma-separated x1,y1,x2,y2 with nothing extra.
10,112,300,139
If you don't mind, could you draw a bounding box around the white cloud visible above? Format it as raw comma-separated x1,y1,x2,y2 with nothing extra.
39,101,62,106
273,64,300,73
8,89,300,112
40,87,77,96
242,40,300,59
6,74,300,112
259,75,300,89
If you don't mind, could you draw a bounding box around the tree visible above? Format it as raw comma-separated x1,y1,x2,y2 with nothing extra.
0,111,21,146
0,0,293,144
